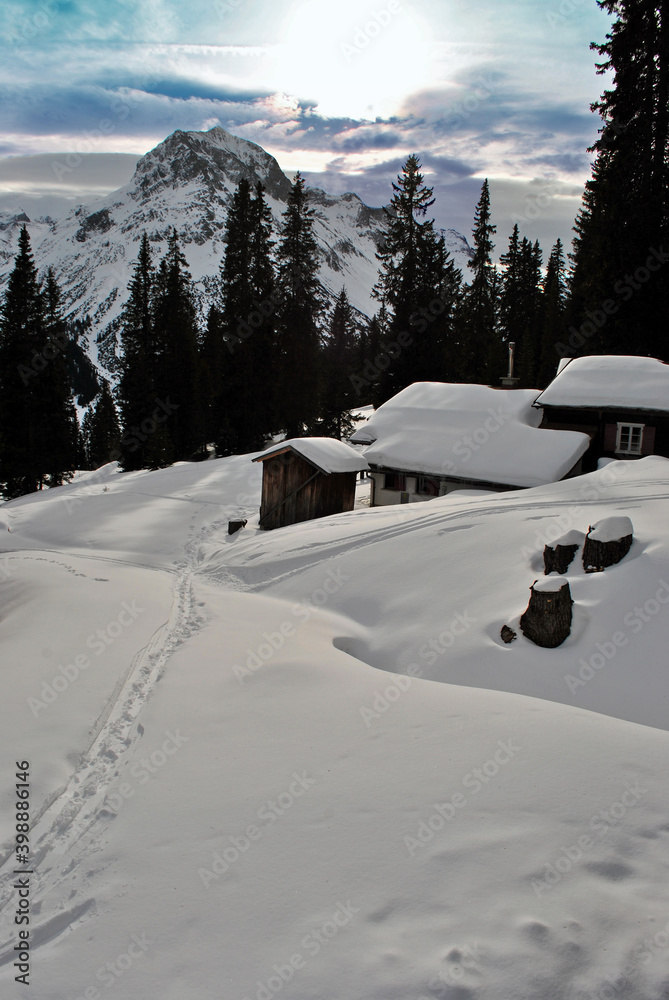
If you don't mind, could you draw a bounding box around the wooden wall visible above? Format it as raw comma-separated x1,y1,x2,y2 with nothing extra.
259,452,357,529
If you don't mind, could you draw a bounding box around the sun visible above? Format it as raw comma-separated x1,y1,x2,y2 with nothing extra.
272,0,434,119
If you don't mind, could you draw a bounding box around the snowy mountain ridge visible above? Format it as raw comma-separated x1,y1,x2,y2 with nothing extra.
0,126,474,376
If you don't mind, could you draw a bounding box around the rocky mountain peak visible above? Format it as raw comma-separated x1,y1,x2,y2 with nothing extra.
130,127,292,204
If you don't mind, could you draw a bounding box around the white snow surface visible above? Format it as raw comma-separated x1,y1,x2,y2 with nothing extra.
351,382,591,486
588,516,634,543
532,575,569,592
536,355,669,411
1,455,669,998
550,529,585,547
254,437,369,474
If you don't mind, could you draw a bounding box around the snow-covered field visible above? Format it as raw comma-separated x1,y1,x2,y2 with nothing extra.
1,454,669,1000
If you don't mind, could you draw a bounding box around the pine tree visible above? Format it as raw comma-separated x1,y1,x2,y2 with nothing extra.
40,269,79,481
373,156,462,399
568,1,669,359
318,288,358,439
117,233,169,470
152,230,201,460
88,379,122,468
513,238,544,385
0,231,77,498
462,179,498,381
275,173,324,438
537,239,568,386
200,303,228,452
216,180,278,453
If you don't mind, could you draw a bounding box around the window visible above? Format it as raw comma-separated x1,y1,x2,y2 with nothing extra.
384,473,405,491
616,423,644,455
417,476,440,497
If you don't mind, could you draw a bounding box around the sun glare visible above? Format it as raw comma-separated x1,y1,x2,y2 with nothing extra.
273,0,434,119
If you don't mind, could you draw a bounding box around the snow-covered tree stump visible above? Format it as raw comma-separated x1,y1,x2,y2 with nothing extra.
544,529,584,575
520,577,573,648
582,517,633,573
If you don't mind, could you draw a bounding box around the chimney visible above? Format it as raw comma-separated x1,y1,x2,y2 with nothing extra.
500,341,519,387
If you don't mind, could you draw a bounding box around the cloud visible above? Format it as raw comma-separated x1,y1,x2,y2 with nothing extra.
0,0,611,258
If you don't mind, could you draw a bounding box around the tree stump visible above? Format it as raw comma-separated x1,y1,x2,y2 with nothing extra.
544,529,584,575
228,519,247,535
582,517,633,573
520,577,573,648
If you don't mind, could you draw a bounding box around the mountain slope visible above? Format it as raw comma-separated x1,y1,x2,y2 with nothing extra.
0,127,473,376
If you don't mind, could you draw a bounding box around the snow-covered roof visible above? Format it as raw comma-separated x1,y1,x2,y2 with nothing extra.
350,382,590,488
535,356,669,411
253,437,369,475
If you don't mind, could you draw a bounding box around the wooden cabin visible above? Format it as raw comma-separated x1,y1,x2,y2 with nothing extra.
252,438,369,530
534,356,669,472
350,382,590,506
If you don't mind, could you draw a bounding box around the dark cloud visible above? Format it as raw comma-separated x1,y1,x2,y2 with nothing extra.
338,130,405,152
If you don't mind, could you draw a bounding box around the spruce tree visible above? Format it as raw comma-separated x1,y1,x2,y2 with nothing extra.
275,173,324,438
373,156,461,399
118,233,168,470
513,238,544,385
319,288,357,439
568,1,669,359
0,231,77,498
88,379,122,468
40,269,79,481
538,239,568,386
462,179,499,381
152,229,201,460
216,180,277,453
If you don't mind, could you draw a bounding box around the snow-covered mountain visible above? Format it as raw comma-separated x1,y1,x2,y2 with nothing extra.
0,127,473,374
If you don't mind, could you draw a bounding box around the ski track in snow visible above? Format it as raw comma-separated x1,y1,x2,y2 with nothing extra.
1,472,668,960
206,480,669,592
0,507,227,958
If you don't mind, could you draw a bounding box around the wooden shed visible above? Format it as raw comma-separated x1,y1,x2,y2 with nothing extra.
252,438,369,530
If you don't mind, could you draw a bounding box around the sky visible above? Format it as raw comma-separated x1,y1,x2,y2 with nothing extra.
0,0,613,255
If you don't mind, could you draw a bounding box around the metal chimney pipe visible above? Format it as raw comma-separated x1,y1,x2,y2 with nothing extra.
508,342,516,379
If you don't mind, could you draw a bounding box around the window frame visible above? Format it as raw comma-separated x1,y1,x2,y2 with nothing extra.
416,475,440,497
384,472,406,492
615,422,644,455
